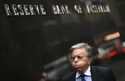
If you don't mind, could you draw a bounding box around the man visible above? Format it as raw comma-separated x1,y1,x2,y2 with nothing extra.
67,42,116,81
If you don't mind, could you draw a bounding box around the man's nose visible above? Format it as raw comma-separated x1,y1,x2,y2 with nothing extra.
74,57,78,62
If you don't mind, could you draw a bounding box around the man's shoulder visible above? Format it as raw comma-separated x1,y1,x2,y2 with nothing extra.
62,71,76,81
91,65,113,75
91,65,116,81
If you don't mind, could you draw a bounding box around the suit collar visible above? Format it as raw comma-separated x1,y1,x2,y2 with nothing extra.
91,66,105,81
76,66,91,79
71,66,105,81
71,72,76,81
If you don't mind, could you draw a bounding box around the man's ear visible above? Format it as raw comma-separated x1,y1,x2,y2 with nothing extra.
88,58,92,65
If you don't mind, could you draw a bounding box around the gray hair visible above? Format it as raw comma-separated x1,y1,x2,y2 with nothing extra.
69,42,94,58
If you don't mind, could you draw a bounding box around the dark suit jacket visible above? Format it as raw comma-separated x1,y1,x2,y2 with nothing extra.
66,66,116,81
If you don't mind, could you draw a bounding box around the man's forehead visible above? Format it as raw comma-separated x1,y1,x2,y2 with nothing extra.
72,48,87,55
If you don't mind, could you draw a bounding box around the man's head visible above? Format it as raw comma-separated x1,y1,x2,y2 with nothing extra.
69,42,94,72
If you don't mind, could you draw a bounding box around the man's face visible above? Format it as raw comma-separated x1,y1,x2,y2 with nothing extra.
70,48,91,72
